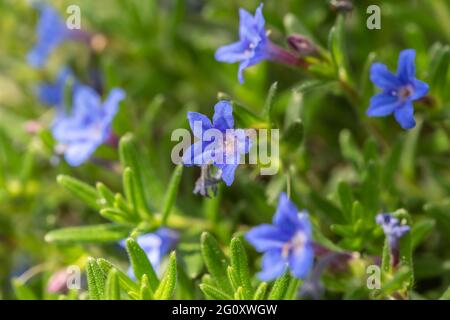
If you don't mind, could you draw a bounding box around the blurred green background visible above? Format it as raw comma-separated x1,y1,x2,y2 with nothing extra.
0,0,449,299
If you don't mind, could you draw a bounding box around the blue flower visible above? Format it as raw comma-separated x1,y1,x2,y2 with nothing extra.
27,3,71,68
52,85,125,166
37,67,74,107
376,213,410,251
245,193,314,281
182,100,251,186
120,228,179,280
215,4,268,83
367,49,429,129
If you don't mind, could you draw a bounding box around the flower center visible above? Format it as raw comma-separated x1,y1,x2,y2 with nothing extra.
281,231,307,259
397,85,414,101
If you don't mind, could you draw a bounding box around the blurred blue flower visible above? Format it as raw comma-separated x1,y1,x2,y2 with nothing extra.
245,193,314,281
52,85,125,166
376,213,410,250
27,3,72,68
367,49,429,129
37,67,74,107
120,228,179,280
215,4,268,83
182,100,251,186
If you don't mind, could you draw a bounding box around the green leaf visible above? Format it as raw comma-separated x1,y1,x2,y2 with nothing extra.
234,286,246,300
105,269,120,300
262,82,278,121
393,210,414,289
123,167,138,213
140,274,154,300
125,237,159,291
428,44,450,95
154,252,177,300
12,278,37,300
268,271,292,300
45,224,131,243
253,282,268,300
96,182,116,207
439,286,450,300
200,232,233,295
337,181,353,222
161,164,183,224
381,238,390,273
97,258,139,294
339,129,363,169
100,208,134,224
400,119,422,181
230,237,253,299
57,175,101,210
119,133,151,218
86,257,106,300
285,278,301,300
328,14,350,82
200,284,232,300
232,102,266,128
282,119,304,150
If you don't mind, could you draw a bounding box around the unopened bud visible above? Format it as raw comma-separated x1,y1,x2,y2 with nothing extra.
287,34,316,57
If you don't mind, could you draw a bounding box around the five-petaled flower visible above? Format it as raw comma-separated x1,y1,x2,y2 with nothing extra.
28,3,73,68
120,228,179,280
376,213,410,250
183,100,251,186
52,84,125,166
367,49,429,129
245,193,314,281
215,3,301,83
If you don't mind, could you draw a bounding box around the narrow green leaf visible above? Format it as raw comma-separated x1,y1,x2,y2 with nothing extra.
230,237,253,299
328,14,350,82
12,278,37,300
381,238,390,273
227,266,239,292
234,286,246,300
140,274,154,300
119,133,151,217
86,258,106,300
339,129,363,169
394,210,414,289
96,182,116,207
57,175,101,210
262,82,278,121
100,208,134,224
105,269,120,300
97,258,139,294
154,252,177,300
282,119,304,150
45,224,131,243
439,286,450,300
200,232,233,295
268,271,292,300
285,278,301,300
253,282,268,300
125,237,159,291
123,167,138,212
161,165,183,224
337,181,353,222
200,284,233,300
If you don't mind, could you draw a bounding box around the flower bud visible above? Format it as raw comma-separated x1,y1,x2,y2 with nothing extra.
287,34,317,57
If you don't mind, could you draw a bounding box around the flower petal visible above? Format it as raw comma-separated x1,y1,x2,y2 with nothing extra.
257,250,287,281
187,112,212,139
370,63,401,90
397,49,416,83
245,224,289,252
412,79,429,100
221,163,238,186
215,41,249,63
182,141,214,166
273,193,300,234
64,140,99,166
213,100,234,131
237,58,251,84
103,88,125,123
288,244,314,279
394,102,416,129
366,93,400,117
